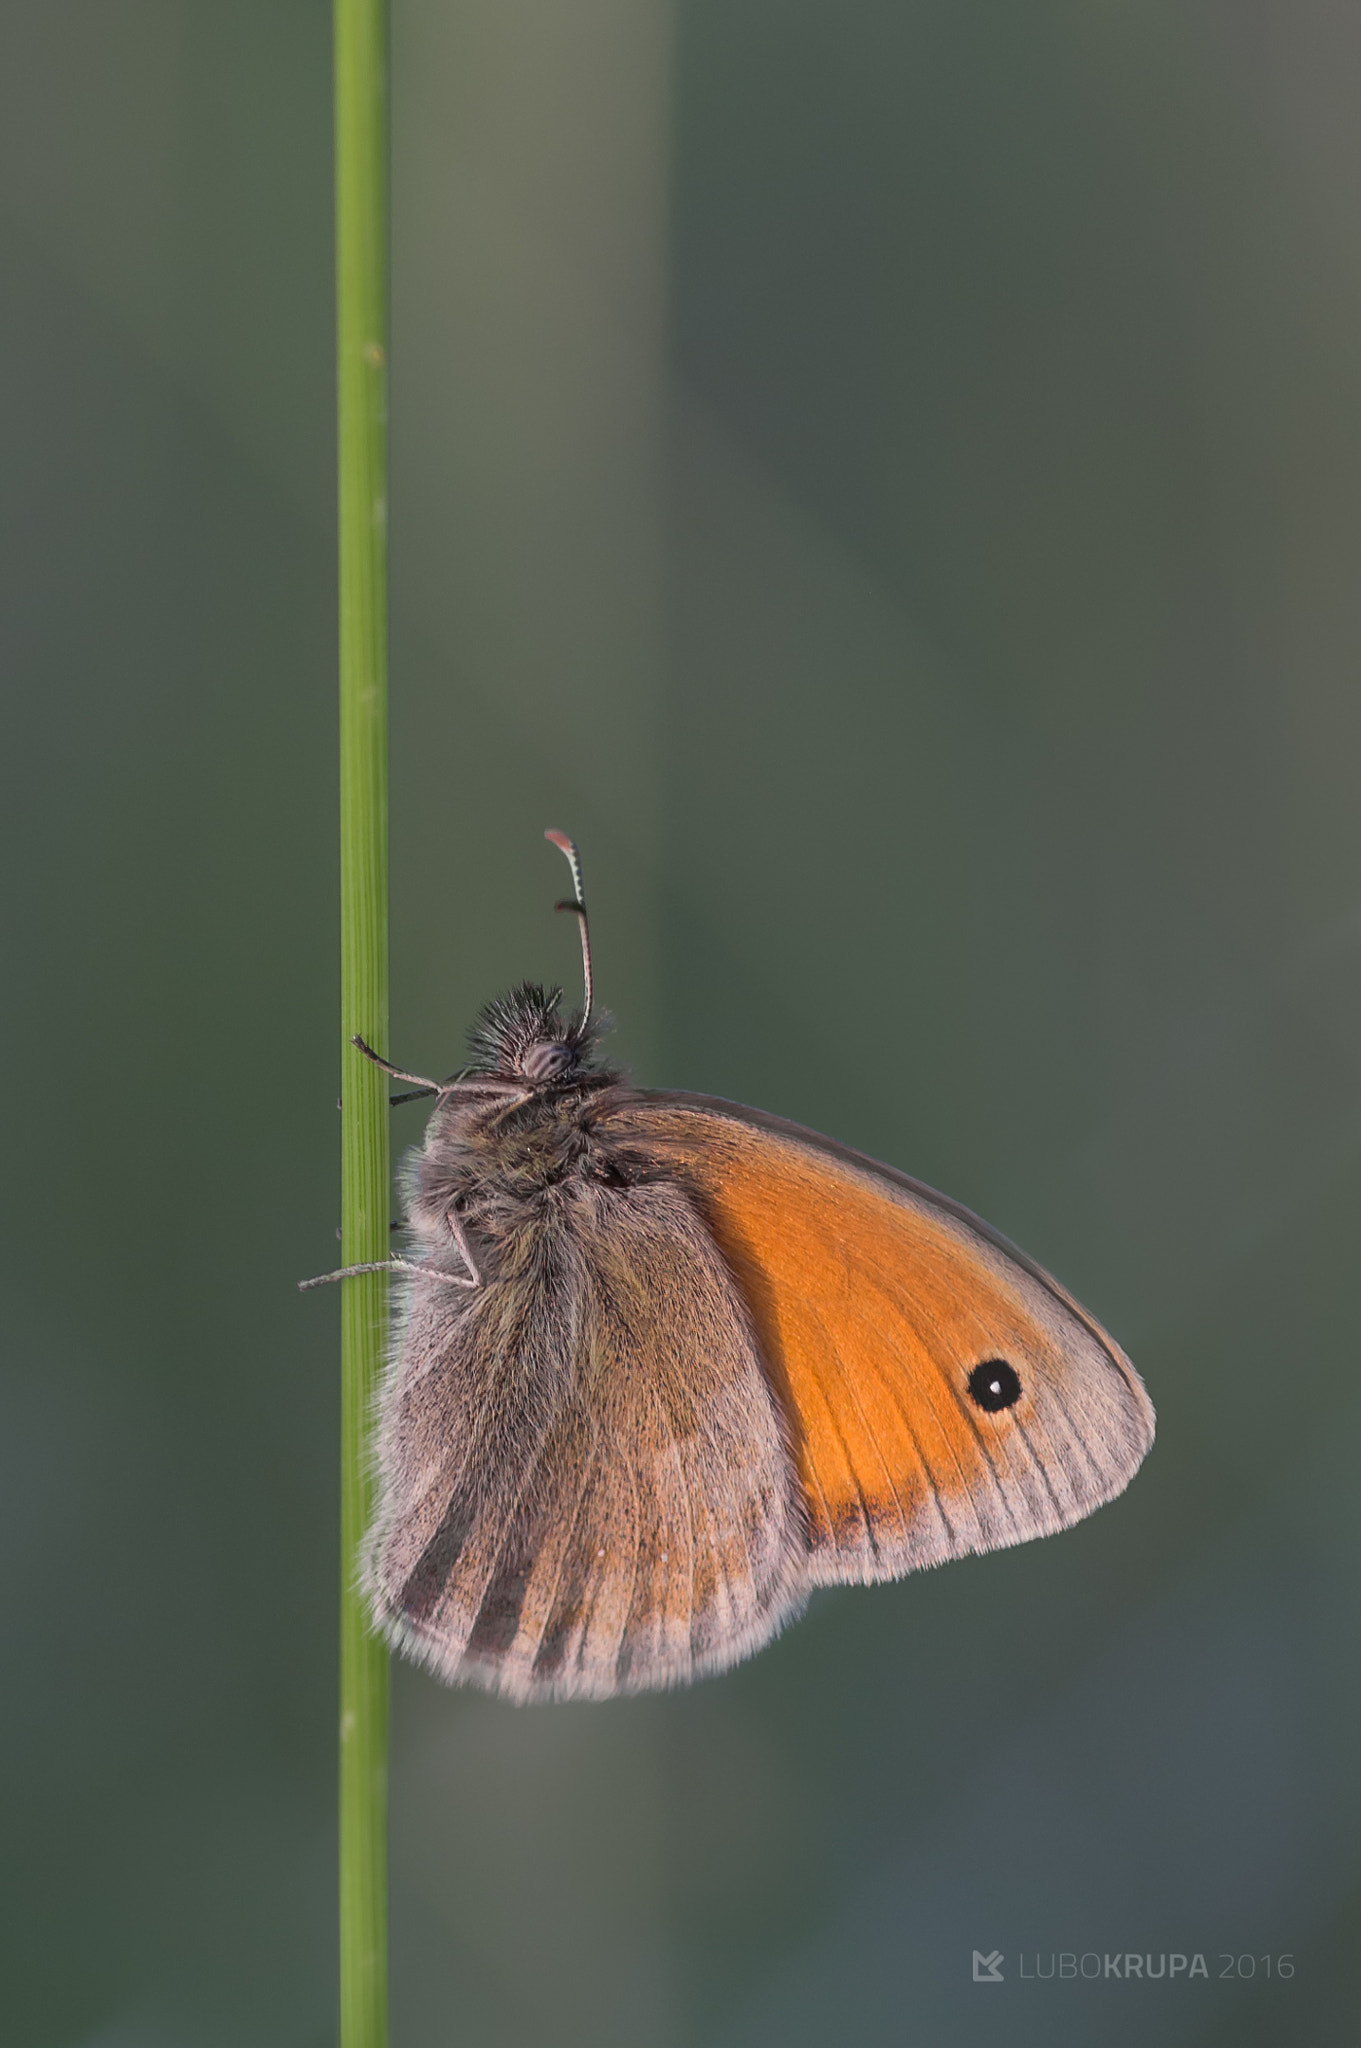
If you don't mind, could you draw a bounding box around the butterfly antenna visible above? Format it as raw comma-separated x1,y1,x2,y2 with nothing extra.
544,829,593,1023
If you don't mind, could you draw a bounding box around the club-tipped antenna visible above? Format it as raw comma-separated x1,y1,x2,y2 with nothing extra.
544,829,593,1023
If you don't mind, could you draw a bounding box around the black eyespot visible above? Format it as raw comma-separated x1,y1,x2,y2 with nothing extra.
967,1360,1022,1413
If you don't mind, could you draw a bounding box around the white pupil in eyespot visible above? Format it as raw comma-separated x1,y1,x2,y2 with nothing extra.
967,1359,1021,1412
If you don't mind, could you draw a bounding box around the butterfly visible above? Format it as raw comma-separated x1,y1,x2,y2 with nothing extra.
305,832,1154,1701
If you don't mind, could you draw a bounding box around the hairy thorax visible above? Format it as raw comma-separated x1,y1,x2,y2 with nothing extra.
402,1078,648,1272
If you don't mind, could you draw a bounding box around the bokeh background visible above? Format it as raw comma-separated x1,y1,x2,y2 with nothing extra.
3,2,1360,2043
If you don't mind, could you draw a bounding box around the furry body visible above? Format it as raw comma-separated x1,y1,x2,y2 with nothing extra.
364,989,808,1701
362,984,1154,1702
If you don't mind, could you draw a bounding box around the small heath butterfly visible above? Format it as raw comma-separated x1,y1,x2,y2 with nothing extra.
305,833,1153,1700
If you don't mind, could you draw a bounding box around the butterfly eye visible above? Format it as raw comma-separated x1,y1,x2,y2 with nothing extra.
967,1360,1022,1413
521,1040,573,1082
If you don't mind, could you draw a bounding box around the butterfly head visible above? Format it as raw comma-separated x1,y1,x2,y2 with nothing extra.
459,835,616,1093
468,982,607,1087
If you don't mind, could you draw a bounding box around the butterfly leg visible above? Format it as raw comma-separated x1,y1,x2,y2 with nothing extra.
298,1257,478,1293
351,1033,443,1093
478,1090,535,1133
445,1207,483,1288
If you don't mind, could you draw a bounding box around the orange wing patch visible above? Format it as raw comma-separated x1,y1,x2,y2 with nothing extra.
607,1097,1154,1584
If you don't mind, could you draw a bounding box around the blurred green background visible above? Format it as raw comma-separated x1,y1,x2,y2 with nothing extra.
3,2,1359,2043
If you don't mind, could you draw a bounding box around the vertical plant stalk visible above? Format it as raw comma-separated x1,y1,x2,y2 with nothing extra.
335,3,390,2046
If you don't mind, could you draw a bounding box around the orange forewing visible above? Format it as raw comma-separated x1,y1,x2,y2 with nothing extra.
606,1096,1154,1584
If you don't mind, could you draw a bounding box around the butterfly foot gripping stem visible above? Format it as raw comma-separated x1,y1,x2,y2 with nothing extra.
350,1034,442,1105
297,1257,479,1293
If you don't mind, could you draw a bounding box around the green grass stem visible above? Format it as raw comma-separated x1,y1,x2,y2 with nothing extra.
335,2,390,2043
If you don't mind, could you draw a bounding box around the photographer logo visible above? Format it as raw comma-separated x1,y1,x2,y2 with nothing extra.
971,1949,1294,1985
